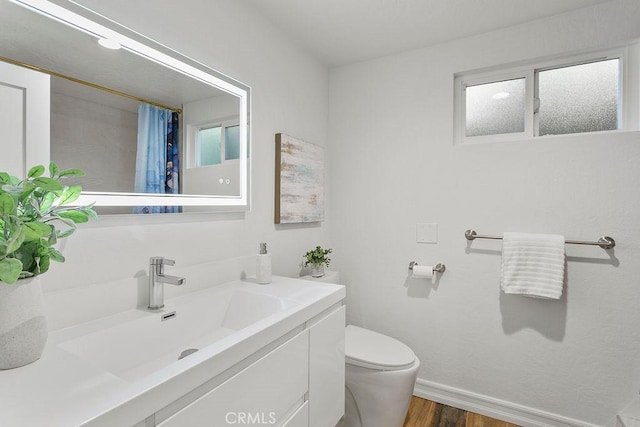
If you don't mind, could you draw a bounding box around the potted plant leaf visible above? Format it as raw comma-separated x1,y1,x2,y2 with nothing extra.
0,163,96,369
303,246,332,278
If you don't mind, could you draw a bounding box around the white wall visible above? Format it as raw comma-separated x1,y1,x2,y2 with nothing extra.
51,92,138,193
328,1,640,425
42,0,330,328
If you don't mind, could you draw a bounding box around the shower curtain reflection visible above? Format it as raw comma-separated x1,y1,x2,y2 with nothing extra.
134,104,181,214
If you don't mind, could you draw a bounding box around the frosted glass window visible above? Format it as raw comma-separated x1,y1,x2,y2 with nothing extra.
197,126,221,166
465,78,526,137
538,59,619,136
225,125,240,160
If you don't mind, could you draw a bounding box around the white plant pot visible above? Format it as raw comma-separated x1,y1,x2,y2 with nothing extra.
310,264,325,278
0,276,48,369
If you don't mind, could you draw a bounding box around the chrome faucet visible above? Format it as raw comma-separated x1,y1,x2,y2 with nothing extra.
148,257,185,310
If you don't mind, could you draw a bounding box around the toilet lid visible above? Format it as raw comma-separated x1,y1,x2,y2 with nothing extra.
345,325,416,371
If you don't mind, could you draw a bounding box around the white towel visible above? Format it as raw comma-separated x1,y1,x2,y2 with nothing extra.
501,232,566,299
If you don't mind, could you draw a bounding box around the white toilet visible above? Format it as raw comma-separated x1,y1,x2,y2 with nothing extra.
303,271,420,427
344,325,420,427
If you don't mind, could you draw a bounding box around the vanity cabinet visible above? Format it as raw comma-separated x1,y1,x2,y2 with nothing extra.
154,304,345,427
309,306,346,427
282,402,309,427
158,330,309,426
0,277,345,427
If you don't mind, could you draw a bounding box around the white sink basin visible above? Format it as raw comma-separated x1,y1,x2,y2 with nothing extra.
0,276,345,427
58,284,291,381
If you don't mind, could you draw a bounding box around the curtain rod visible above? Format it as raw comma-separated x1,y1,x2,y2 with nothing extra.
0,55,182,114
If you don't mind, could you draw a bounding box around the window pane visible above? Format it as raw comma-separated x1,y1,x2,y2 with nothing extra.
198,126,221,166
465,78,525,137
224,125,240,160
538,59,619,136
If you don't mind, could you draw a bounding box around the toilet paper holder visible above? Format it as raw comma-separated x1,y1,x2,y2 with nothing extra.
408,261,446,274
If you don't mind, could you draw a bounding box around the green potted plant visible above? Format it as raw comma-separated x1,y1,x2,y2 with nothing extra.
0,163,96,369
303,246,332,277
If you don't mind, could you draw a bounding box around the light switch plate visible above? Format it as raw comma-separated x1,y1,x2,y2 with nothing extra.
416,223,438,243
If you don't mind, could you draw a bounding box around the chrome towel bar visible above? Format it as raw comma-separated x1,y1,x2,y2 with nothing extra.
464,229,616,250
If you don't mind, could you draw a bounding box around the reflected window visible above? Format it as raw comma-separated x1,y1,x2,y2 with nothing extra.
197,126,222,166
195,121,240,167
224,125,240,160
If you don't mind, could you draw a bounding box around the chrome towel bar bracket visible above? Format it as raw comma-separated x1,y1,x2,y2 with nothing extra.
464,229,615,250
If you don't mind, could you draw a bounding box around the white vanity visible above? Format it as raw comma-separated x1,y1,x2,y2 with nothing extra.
0,277,345,427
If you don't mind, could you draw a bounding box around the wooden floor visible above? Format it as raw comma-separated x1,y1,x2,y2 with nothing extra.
404,397,521,427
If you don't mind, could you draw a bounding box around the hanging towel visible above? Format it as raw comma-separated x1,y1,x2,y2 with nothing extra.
501,232,566,299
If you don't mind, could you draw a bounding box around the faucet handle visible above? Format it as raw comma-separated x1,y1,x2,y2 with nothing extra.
150,256,175,266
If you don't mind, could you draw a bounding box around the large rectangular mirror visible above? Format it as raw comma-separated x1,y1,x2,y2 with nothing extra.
0,0,251,212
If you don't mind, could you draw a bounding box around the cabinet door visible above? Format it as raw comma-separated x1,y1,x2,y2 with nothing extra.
158,330,308,427
281,401,308,427
309,306,345,427
0,61,49,177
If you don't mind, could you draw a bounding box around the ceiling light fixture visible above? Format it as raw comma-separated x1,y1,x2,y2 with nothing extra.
97,37,121,50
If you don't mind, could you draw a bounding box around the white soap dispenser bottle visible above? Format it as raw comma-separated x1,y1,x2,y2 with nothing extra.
256,243,272,284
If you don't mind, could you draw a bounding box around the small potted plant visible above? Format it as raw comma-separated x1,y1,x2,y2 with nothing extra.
0,163,96,369
303,246,332,278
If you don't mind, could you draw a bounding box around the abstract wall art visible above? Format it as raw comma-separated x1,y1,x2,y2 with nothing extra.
275,133,324,224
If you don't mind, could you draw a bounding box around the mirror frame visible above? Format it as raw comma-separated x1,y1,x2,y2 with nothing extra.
11,0,251,209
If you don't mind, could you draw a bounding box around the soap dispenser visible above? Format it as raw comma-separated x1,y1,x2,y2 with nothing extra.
256,243,272,284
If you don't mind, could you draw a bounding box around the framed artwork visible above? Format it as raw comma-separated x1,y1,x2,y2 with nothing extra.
275,133,324,224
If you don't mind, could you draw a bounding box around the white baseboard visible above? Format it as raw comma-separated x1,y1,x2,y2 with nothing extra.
413,378,601,427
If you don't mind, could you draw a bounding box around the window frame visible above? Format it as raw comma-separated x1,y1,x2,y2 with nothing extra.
454,47,635,145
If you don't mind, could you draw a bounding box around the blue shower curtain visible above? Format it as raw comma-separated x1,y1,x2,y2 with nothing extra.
134,104,181,214
164,112,180,213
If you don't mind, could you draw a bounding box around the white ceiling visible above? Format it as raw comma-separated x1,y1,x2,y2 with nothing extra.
245,0,613,67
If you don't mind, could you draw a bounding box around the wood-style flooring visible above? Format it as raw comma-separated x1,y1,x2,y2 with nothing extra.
403,397,521,427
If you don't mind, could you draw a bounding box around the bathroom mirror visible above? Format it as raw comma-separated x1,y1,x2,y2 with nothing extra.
0,0,250,211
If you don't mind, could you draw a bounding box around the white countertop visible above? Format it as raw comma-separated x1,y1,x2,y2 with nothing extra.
619,396,640,427
300,270,341,284
0,276,345,427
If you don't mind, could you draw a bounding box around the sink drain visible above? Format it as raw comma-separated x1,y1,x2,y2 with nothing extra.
178,348,199,360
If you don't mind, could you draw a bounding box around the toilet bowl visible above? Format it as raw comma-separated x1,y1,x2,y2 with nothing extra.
343,325,419,427
301,271,419,427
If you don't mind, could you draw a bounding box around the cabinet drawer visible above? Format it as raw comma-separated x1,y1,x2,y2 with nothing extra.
158,330,309,427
